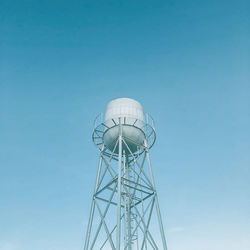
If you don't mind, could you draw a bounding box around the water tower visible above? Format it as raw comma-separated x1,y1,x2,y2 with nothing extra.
84,98,167,250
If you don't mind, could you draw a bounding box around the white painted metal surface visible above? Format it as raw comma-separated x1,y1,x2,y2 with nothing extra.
85,98,167,250
103,98,146,153
104,98,145,123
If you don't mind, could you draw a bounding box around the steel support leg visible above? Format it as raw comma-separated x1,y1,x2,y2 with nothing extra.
84,144,104,250
144,139,168,250
116,119,122,249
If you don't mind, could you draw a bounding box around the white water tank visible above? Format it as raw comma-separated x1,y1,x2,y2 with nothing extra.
103,98,146,154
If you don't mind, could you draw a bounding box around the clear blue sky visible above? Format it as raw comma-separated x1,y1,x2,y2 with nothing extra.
0,0,249,250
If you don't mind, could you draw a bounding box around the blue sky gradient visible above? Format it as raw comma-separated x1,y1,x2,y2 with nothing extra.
0,0,249,250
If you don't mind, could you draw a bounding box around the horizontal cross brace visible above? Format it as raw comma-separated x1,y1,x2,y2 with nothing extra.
95,196,124,208
122,177,153,191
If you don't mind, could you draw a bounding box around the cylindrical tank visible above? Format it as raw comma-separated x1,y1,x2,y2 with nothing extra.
103,98,146,154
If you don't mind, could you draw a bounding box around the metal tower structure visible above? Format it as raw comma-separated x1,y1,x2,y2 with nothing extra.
84,98,167,250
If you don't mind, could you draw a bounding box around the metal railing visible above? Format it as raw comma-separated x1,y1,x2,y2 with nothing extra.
92,112,156,153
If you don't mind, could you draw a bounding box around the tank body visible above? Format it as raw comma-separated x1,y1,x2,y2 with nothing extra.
103,98,146,154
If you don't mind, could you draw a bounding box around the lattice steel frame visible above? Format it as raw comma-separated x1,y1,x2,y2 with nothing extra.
84,115,167,250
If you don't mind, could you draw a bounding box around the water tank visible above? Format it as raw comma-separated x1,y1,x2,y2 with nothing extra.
103,98,146,154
